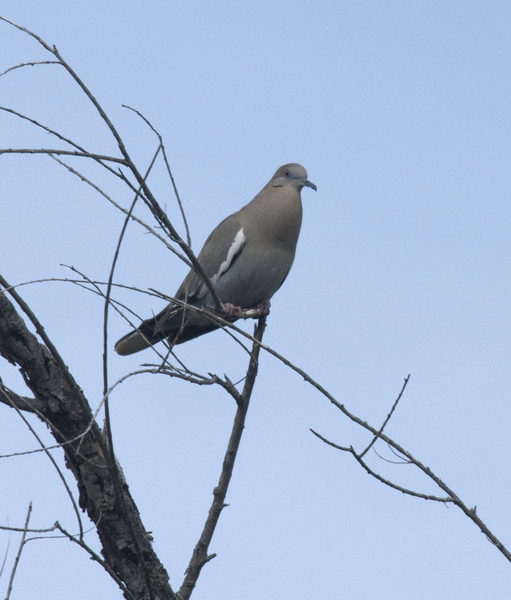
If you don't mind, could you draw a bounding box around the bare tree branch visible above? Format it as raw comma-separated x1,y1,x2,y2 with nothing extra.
309,393,511,563
5,502,31,600
54,522,137,600
122,105,191,247
0,15,223,313
0,147,127,163
0,106,89,153
0,60,60,77
2,14,510,599
48,154,190,263
0,382,44,414
359,375,410,458
5,394,84,539
0,284,176,600
178,317,267,600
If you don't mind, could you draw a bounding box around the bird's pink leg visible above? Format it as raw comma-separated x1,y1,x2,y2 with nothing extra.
221,300,271,319
254,300,271,317
222,302,244,319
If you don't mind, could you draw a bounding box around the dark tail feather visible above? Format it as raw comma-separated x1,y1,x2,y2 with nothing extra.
115,307,224,355
114,330,152,355
114,314,166,355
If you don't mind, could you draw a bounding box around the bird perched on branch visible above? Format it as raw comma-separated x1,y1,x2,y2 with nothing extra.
115,163,316,355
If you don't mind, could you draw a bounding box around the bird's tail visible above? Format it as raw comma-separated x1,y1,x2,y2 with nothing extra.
114,329,154,355
114,313,166,355
114,305,222,355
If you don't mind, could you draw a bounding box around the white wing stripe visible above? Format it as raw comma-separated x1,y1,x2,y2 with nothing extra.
211,228,246,287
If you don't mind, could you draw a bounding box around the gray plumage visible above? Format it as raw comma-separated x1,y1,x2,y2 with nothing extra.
115,163,316,355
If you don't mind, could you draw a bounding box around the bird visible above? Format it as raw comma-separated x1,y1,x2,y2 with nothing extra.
115,163,316,355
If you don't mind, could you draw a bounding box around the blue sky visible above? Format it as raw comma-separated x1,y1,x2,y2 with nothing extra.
1,2,511,598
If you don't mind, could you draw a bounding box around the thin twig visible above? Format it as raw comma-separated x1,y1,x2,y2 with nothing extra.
0,60,60,77
6,398,84,540
5,503,32,600
0,147,127,163
48,155,191,264
122,104,192,247
359,375,410,458
103,136,163,407
0,106,89,153
54,522,137,600
0,519,10,578
349,444,453,502
100,140,164,531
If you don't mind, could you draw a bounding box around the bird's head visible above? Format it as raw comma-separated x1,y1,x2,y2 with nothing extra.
272,164,317,192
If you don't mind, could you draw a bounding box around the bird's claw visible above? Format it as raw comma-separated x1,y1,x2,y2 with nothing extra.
254,300,271,317
220,300,271,320
221,302,244,319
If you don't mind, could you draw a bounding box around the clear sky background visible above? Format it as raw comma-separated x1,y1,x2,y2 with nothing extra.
1,2,511,599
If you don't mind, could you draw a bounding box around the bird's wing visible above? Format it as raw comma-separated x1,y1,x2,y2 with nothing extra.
175,213,246,302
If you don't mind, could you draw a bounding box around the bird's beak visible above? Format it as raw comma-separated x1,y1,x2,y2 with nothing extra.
302,178,317,192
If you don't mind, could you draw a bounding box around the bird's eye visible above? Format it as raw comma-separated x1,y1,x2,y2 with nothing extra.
284,170,291,178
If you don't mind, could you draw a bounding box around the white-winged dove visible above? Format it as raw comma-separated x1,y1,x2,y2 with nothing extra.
115,163,316,355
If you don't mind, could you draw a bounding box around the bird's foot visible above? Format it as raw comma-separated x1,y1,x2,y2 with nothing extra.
221,302,244,319
220,300,271,320
254,300,271,317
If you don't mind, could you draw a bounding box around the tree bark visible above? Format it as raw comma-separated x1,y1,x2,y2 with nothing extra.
0,288,175,600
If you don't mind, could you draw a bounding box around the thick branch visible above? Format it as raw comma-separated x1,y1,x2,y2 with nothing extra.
0,285,176,600
0,383,44,414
